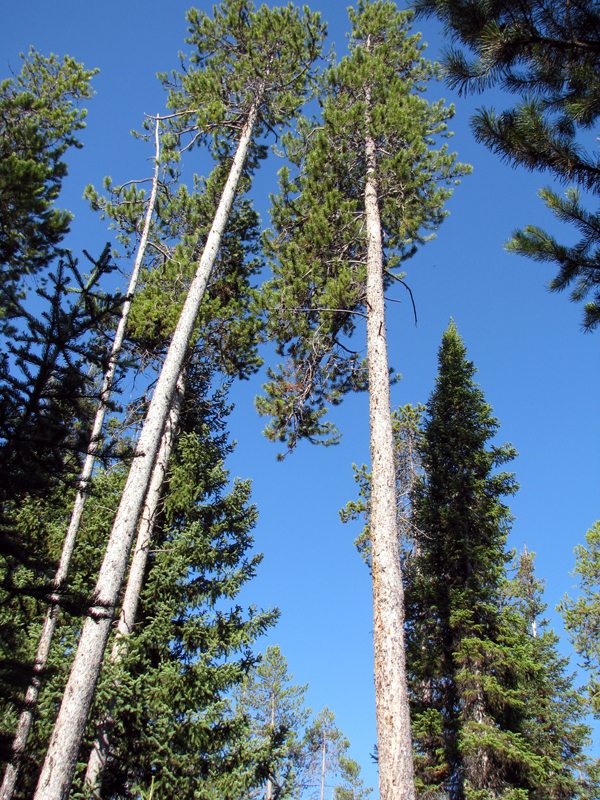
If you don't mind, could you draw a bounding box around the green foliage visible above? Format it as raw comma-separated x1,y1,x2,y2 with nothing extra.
234,644,311,798
302,707,349,800
161,0,326,160
0,246,120,502
503,550,598,800
335,756,373,800
414,0,600,330
0,245,123,731
0,49,97,288
340,403,424,567
86,396,277,800
257,1,470,454
0,463,126,793
1,370,279,799
560,521,600,720
405,322,595,798
87,149,265,380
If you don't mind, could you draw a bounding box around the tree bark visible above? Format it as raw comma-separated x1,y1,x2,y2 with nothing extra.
83,372,185,795
33,99,260,800
266,695,275,800
320,728,327,800
0,119,161,800
364,89,416,800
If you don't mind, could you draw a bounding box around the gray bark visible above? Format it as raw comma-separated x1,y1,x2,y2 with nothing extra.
364,90,416,800
33,100,259,800
0,119,161,800
266,696,275,800
320,730,327,800
83,373,184,795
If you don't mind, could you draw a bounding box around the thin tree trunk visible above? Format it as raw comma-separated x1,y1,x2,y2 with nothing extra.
0,119,161,800
320,729,327,800
33,98,260,800
364,86,416,800
83,372,185,796
266,695,275,800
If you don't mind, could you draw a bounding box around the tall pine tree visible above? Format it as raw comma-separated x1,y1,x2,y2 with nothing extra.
258,5,469,795
233,644,310,800
33,5,325,798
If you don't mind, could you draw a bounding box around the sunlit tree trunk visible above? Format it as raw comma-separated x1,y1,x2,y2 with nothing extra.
83,372,184,795
33,99,260,800
0,119,161,800
364,88,415,800
320,727,327,800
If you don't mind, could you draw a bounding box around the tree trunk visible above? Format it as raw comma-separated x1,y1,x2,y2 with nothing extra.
364,89,416,800
0,119,161,800
33,99,260,800
320,729,327,800
266,694,275,800
83,372,185,796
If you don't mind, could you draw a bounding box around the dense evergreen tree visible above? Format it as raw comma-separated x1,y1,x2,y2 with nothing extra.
503,549,597,800
406,322,594,798
257,5,468,796
560,521,600,722
2,368,278,800
0,49,97,292
414,0,600,330
0,247,120,751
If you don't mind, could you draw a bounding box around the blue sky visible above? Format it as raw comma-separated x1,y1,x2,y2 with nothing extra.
3,0,599,791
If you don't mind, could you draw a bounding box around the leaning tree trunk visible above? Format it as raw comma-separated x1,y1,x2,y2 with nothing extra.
33,98,260,800
0,119,161,800
83,372,185,795
364,90,416,800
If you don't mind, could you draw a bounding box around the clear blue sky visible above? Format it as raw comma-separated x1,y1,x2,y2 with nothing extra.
3,0,599,791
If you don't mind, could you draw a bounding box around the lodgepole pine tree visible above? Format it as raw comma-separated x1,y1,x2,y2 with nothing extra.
303,708,349,800
233,644,310,800
336,756,373,800
257,4,469,797
33,5,324,797
82,111,272,793
0,49,97,293
0,119,161,800
82,372,185,794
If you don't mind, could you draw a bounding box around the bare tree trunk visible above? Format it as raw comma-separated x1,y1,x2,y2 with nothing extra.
319,727,328,800
364,89,416,800
0,119,161,800
266,695,275,800
83,372,185,795
33,99,260,800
